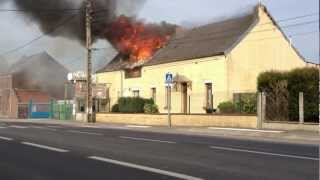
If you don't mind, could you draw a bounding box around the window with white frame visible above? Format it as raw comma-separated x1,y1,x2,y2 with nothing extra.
133,90,140,97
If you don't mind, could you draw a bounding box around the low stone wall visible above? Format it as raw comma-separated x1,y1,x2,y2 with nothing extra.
263,122,319,131
96,113,257,129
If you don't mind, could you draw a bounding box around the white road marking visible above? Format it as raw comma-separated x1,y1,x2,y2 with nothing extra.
81,125,130,130
208,127,283,133
126,125,151,128
88,156,203,180
120,136,176,144
210,145,319,161
0,126,7,129
9,125,28,129
21,142,69,153
0,136,13,141
47,126,64,129
30,126,57,131
67,130,103,136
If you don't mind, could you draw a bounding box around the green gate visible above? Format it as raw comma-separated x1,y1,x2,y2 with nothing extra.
51,101,73,120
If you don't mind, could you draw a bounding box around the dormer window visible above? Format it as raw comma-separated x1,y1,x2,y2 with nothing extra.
125,67,142,79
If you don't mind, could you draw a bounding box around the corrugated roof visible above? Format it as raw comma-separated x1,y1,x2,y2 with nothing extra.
15,89,52,103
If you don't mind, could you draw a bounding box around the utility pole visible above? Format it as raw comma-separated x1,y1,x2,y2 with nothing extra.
85,0,94,123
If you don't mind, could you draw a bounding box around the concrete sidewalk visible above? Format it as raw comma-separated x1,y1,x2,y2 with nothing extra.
0,118,319,145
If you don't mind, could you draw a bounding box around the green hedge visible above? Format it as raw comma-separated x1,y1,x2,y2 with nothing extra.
218,101,236,113
258,67,319,122
287,68,319,122
117,97,155,113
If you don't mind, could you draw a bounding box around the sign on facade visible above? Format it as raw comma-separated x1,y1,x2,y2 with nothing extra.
165,72,173,85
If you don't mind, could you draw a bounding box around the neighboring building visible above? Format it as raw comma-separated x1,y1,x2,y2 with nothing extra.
0,52,71,118
96,5,309,114
0,74,52,118
9,52,71,99
68,71,110,121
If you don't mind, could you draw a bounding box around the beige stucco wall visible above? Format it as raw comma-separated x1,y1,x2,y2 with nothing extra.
226,6,307,94
96,113,257,129
97,56,229,114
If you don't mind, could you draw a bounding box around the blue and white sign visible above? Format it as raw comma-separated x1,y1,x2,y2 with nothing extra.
165,72,173,84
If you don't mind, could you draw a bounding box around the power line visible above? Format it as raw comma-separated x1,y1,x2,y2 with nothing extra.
259,12,319,26
246,31,319,42
0,15,78,57
0,8,81,13
171,19,319,44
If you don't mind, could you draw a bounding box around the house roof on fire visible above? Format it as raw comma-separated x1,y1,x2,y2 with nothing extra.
97,5,304,73
98,11,257,73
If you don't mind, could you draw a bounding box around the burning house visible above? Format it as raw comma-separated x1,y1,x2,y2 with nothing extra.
95,5,310,114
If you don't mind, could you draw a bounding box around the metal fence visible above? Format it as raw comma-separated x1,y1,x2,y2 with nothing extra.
17,100,73,120
52,102,73,120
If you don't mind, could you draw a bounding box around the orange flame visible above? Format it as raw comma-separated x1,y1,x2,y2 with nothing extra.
106,16,174,62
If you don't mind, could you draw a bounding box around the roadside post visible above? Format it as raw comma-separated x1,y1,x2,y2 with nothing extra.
165,72,173,128
299,92,304,124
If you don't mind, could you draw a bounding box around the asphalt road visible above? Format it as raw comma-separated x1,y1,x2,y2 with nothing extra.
0,121,318,180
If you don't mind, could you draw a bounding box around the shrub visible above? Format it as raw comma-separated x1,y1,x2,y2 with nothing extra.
218,101,236,113
118,97,146,113
116,97,157,113
111,104,119,113
234,93,257,114
144,103,159,114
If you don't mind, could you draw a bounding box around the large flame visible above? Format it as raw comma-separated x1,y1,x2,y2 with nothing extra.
106,16,175,62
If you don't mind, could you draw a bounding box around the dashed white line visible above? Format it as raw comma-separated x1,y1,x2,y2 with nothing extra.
9,125,28,129
126,125,151,128
120,136,176,144
30,126,57,131
68,130,103,136
47,126,64,129
0,126,7,129
210,145,319,161
208,127,283,133
88,156,203,180
21,142,69,153
0,136,13,141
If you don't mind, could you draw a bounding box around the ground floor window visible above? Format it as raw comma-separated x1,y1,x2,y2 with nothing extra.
133,90,140,98
78,99,85,112
151,88,156,103
205,83,213,110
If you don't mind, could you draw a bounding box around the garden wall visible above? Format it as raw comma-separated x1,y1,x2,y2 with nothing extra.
96,113,257,129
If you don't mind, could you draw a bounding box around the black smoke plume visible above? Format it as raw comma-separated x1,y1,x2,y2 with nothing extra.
12,0,146,44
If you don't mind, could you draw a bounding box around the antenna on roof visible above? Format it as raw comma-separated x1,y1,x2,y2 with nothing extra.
258,0,263,6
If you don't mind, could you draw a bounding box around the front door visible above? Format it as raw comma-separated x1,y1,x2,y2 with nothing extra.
182,83,188,114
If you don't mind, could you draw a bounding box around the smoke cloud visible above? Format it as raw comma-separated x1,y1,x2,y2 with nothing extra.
12,0,147,44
